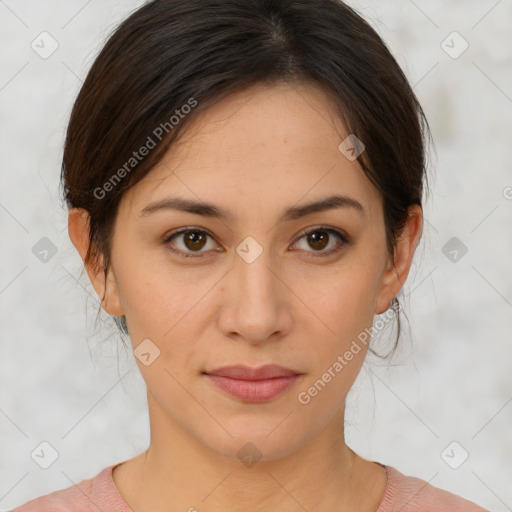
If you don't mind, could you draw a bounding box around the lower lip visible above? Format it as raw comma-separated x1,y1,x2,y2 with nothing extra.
205,374,302,402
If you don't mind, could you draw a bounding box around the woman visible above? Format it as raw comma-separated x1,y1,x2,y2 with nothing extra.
12,0,488,510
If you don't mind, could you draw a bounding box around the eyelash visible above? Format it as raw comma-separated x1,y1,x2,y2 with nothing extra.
162,226,351,259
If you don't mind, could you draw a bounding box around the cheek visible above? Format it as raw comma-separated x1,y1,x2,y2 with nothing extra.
114,251,196,331
295,258,381,334
291,260,381,398
113,256,217,368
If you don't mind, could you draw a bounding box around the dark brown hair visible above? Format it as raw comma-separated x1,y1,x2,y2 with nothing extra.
61,0,433,354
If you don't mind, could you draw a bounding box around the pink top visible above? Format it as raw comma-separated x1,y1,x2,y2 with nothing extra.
10,463,488,511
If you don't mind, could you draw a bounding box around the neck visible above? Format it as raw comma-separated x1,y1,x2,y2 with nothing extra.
112,392,385,512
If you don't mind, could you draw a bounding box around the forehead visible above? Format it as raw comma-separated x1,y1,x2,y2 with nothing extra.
119,82,383,224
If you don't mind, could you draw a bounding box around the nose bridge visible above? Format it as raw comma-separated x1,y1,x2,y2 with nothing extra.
222,235,287,342
234,235,278,303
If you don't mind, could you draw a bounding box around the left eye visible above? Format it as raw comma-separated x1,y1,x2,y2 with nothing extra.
292,227,348,257
163,227,348,258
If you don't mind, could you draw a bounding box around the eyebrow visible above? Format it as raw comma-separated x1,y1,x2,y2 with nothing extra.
140,194,365,222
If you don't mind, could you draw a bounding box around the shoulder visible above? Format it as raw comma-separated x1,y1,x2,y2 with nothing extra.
9,465,124,512
377,465,489,512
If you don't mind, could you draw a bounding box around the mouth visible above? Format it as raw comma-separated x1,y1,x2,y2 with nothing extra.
203,364,303,403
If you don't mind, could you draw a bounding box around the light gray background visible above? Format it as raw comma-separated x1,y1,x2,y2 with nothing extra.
1,1,511,510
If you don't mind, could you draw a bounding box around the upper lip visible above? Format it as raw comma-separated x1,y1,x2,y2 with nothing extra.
204,364,302,380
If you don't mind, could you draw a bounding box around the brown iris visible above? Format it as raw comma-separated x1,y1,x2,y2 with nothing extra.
183,230,208,251
306,230,329,251
177,228,333,254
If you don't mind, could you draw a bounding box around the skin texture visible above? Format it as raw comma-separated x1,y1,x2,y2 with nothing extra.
69,81,423,512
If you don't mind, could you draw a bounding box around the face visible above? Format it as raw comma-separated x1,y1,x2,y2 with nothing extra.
71,81,421,462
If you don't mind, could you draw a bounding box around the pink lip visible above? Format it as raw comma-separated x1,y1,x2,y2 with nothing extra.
203,364,303,402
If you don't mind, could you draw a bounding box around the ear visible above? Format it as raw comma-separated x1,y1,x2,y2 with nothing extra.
67,207,124,317
375,204,423,315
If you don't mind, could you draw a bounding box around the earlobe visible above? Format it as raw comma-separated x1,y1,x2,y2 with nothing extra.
67,208,125,317
101,265,125,317
375,205,423,315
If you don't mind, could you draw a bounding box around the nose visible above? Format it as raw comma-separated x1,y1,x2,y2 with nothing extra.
216,245,293,344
